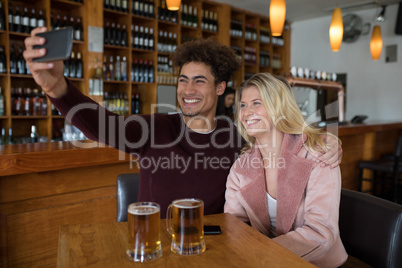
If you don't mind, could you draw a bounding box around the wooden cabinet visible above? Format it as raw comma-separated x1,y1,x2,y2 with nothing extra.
0,0,291,144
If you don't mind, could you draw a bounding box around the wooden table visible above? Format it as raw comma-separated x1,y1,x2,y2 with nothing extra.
57,213,315,267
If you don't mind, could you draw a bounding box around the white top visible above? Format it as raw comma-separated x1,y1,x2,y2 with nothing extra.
266,192,277,237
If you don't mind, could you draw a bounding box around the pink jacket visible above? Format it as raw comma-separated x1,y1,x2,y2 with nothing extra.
224,134,347,268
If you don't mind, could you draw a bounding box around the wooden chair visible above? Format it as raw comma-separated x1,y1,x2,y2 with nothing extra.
339,189,402,268
358,136,402,202
116,173,140,222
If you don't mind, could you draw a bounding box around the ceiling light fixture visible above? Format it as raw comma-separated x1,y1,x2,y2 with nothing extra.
166,0,181,11
269,0,286,36
370,25,383,60
329,8,344,52
375,5,387,22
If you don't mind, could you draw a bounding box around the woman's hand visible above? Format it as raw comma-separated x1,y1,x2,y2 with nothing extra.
315,134,343,168
23,27,67,98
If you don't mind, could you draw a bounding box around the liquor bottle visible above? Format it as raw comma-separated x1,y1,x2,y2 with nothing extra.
76,52,83,78
110,0,116,10
0,45,6,73
132,58,139,82
75,17,83,41
14,5,22,32
0,2,5,31
0,127,5,145
50,12,55,30
138,59,144,82
69,52,76,78
144,27,149,49
64,57,70,77
115,55,121,81
104,21,110,44
30,125,38,143
40,91,47,116
139,0,144,16
110,22,116,45
109,56,115,80
17,46,26,74
32,89,41,116
8,5,13,32
116,0,121,12
181,4,187,26
122,0,128,13
143,60,149,83
192,7,197,28
104,0,110,9
213,12,218,32
6,128,13,145
29,8,37,32
148,0,154,18
143,0,149,17
24,88,32,115
132,93,140,114
133,0,140,15
149,27,154,50
121,24,128,47
116,23,121,46
121,56,127,81
15,87,23,115
148,60,154,83
10,45,17,74
133,25,139,48
37,9,45,27
139,26,144,49
61,14,68,28
55,13,61,30
0,86,4,116
158,0,165,21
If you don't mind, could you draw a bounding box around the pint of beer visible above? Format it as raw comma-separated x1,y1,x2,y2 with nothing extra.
166,198,205,255
126,202,162,262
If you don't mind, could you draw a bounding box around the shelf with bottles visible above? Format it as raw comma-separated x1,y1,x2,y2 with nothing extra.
131,0,155,19
102,89,130,115
131,55,155,84
50,3,84,41
158,0,178,25
200,1,219,34
9,117,49,143
130,21,156,52
157,28,178,54
7,0,47,35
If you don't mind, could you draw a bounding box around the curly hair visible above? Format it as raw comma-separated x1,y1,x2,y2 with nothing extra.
172,39,241,85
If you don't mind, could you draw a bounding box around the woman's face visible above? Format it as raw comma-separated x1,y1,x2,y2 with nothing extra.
224,93,235,108
239,86,273,138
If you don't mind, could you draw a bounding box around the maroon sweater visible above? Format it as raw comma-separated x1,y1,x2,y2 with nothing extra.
50,80,244,217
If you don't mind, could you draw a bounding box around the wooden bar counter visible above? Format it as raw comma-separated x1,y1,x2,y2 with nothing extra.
0,120,401,267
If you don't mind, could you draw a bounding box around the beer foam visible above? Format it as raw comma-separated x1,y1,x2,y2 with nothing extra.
128,205,160,215
173,200,202,208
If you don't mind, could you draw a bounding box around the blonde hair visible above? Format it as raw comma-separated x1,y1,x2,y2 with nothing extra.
235,73,339,154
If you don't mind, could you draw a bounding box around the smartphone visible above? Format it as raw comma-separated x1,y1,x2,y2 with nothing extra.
204,225,221,235
32,27,73,62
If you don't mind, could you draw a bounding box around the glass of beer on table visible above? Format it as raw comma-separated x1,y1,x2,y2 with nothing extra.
166,198,205,255
126,202,162,262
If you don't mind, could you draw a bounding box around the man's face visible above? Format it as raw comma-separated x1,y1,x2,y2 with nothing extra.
177,62,224,119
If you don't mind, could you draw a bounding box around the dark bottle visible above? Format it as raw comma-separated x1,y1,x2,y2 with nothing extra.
143,60,148,83
104,21,110,44
22,6,30,33
55,13,61,30
121,24,127,47
138,26,144,49
7,128,14,145
24,88,32,115
0,45,6,73
122,0,128,13
138,59,144,82
110,22,116,45
115,0,121,11
76,52,83,78
115,23,121,46
132,93,141,114
149,27,154,50
40,91,47,116
32,89,41,116
132,58,139,82
148,60,154,83
17,46,26,74
8,5,13,32
133,0,140,15
10,45,17,74
0,127,5,145
104,0,110,9
133,25,139,48
0,86,4,116
14,87,23,115
69,52,76,78
0,2,5,31
110,0,116,10
14,5,22,32
30,125,38,143
29,8,37,32
50,12,55,30
139,0,144,16
144,27,149,49
61,14,68,28
75,17,83,41
63,57,70,77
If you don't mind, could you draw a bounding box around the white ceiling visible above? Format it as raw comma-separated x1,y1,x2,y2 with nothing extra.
212,0,400,22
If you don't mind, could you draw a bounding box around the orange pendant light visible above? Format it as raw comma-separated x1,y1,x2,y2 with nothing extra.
329,8,343,52
269,0,286,36
166,0,181,11
370,25,383,60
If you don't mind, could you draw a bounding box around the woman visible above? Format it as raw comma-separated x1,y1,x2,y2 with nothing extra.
216,87,236,121
224,73,347,267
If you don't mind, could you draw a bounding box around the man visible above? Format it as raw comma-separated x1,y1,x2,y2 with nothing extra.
24,27,342,217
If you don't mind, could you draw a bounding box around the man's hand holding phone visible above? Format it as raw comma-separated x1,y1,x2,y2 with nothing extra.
23,27,68,99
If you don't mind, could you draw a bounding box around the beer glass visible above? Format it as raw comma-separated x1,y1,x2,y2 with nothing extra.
166,198,205,255
126,202,162,262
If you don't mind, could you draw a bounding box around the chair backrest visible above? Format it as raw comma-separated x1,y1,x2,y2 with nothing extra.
116,173,141,222
339,189,402,268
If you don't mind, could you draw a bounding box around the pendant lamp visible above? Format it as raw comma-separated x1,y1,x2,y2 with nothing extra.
166,0,181,11
329,8,343,52
269,0,286,36
370,25,383,60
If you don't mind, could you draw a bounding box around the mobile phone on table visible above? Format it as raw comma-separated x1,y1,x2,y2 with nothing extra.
204,225,221,235
32,27,73,62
